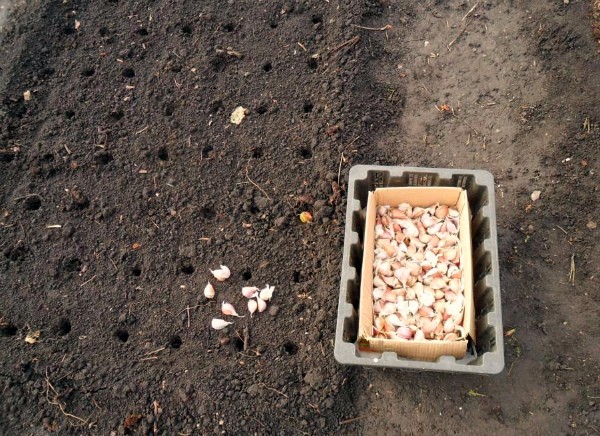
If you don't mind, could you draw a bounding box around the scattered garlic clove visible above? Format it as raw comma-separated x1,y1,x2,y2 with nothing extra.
210,265,231,281
222,301,244,318
204,281,215,299
242,286,259,298
259,284,275,301
211,318,233,330
248,299,258,316
256,297,267,313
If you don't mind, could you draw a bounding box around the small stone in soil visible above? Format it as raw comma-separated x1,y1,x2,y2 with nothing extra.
268,305,280,316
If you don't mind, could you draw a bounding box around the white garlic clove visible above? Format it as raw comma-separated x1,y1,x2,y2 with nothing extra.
373,275,387,289
259,285,275,301
430,277,446,290
248,299,258,316
407,299,419,315
387,313,404,327
211,318,233,330
210,265,231,281
256,297,267,312
381,302,397,316
242,286,259,298
222,301,244,318
414,329,425,341
203,281,215,299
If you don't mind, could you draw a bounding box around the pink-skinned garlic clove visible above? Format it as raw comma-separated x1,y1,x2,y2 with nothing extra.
222,301,244,318
242,286,259,298
435,205,449,219
396,326,413,340
256,297,267,313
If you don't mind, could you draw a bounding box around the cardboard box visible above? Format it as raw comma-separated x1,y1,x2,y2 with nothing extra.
357,187,475,361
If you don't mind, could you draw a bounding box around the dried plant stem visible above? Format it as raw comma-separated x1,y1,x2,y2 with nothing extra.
568,254,575,286
351,24,392,31
245,163,271,200
45,371,89,426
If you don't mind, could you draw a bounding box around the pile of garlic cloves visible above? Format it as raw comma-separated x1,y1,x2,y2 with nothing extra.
372,203,466,341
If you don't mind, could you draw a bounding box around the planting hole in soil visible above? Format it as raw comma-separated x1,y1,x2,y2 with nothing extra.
114,329,129,343
262,62,272,72
0,323,18,337
169,335,182,349
23,196,41,211
241,270,252,281
121,68,135,78
282,341,298,355
56,318,71,336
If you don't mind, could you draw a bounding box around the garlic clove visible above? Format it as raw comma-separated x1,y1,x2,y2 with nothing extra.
372,288,385,300
443,318,455,333
414,329,425,341
407,299,419,315
448,278,461,293
396,326,413,339
222,301,244,318
430,277,446,290
435,205,449,219
381,302,396,316
204,281,215,299
443,332,459,341
259,284,275,301
373,275,387,289
210,265,231,281
377,206,388,216
211,318,233,330
419,291,435,308
242,286,259,298
387,313,404,327
248,299,258,316
256,297,267,313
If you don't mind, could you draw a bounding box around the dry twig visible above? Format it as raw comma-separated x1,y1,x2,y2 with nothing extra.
245,163,271,200
568,254,575,286
351,24,392,31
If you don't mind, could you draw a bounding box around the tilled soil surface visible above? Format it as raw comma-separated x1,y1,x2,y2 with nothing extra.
1,0,599,435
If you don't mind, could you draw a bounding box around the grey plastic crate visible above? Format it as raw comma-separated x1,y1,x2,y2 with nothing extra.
334,165,504,374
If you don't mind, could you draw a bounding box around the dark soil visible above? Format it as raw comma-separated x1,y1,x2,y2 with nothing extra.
1,0,599,434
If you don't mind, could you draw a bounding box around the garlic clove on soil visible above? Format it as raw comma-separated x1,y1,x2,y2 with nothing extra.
211,318,233,330
210,265,231,281
256,297,267,313
242,286,259,298
248,299,258,316
259,284,275,301
203,281,215,299
222,301,244,317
